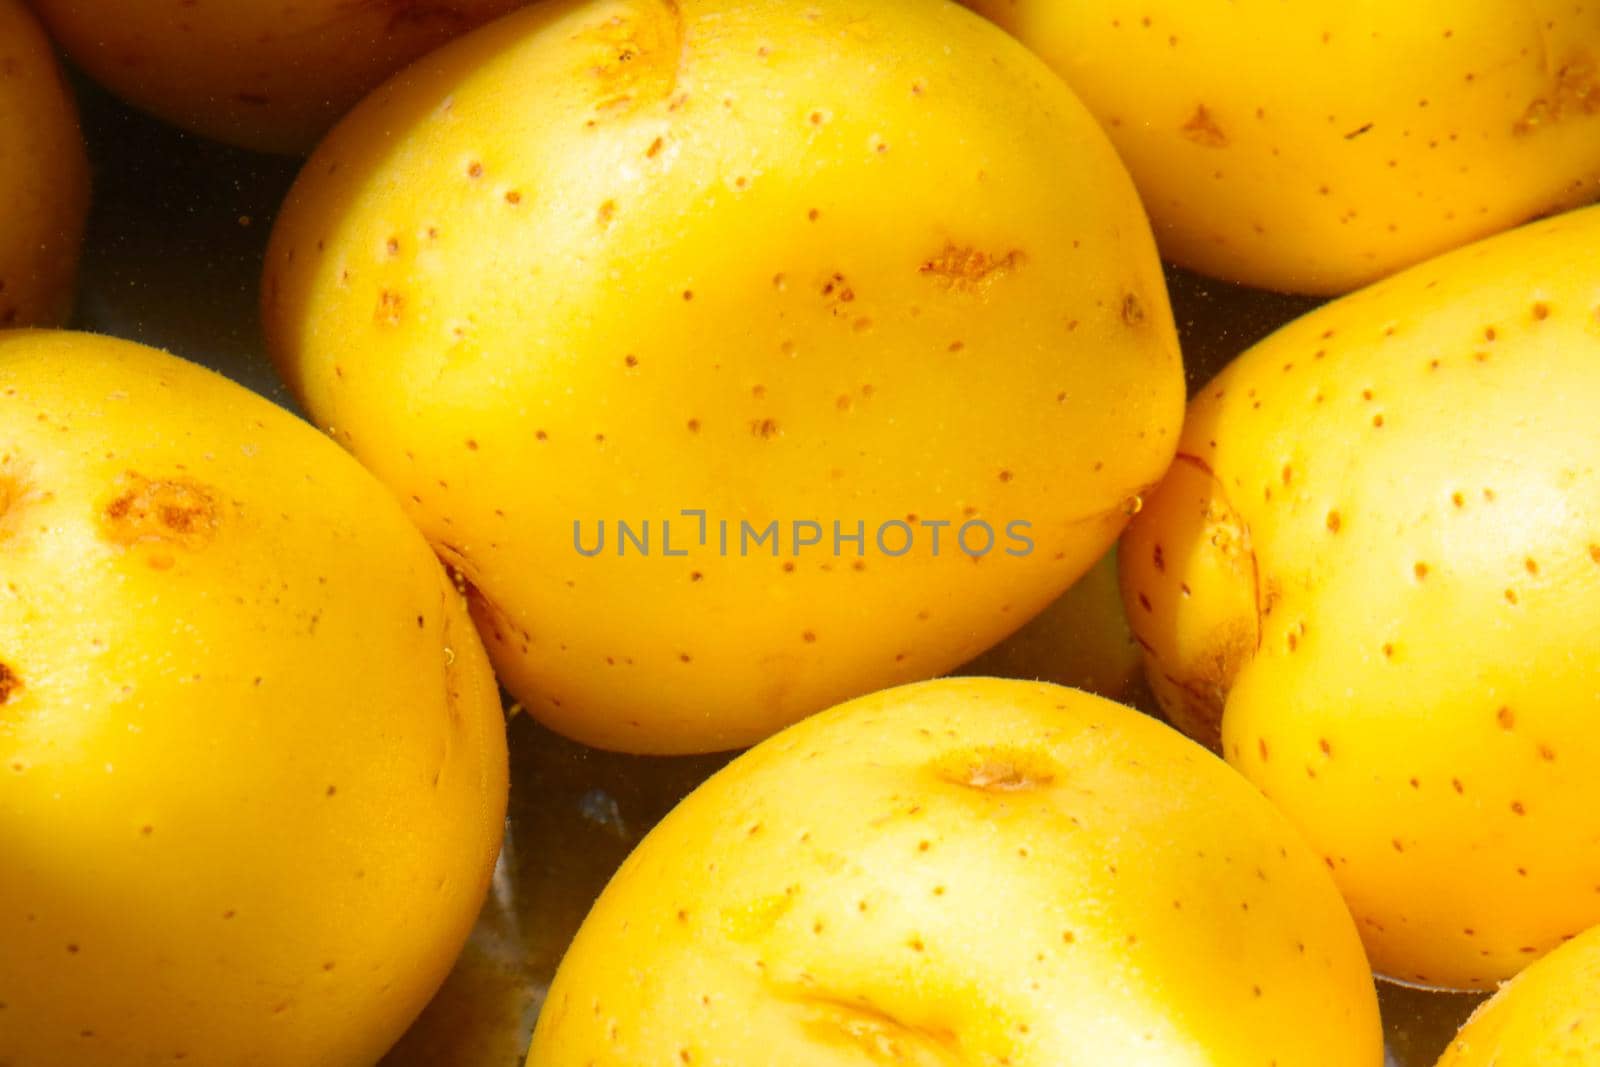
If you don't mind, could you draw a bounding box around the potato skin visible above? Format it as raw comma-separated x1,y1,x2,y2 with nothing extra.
1121,205,1600,990
263,0,1183,754
964,0,1600,295
0,0,89,325
1436,924,1600,1066
527,678,1382,1066
0,332,508,1065
26,0,526,153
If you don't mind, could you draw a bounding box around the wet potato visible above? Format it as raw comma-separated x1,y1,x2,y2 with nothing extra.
264,0,1184,754
1122,205,1600,991
964,0,1600,295
528,678,1384,1066
0,332,509,1066
3,0,1583,1061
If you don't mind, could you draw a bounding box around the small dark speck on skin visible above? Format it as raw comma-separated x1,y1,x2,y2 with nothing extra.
1121,293,1145,325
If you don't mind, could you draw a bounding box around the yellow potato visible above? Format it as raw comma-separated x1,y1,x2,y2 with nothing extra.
1121,204,1600,990
27,0,526,153
1436,924,1600,1066
263,0,1184,754
963,0,1600,295
957,547,1144,703
527,678,1383,1065
0,0,89,325
0,331,508,1065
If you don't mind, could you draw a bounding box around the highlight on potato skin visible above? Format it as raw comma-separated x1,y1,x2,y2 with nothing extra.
1120,204,1600,991
963,0,1600,295
527,678,1384,1066
0,0,90,326
0,331,509,1067
26,0,528,153
262,0,1185,755
1435,924,1600,1066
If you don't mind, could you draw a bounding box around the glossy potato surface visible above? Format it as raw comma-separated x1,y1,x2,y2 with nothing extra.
264,0,1184,753
965,0,1600,294
0,331,509,1066
528,678,1383,1066
1123,205,1600,989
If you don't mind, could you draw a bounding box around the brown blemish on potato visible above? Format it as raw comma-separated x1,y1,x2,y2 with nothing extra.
1133,453,1262,752
578,2,685,121
918,244,1025,295
1159,614,1254,753
0,662,19,705
1121,292,1146,326
375,289,405,326
1513,56,1599,135
101,474,220,552
932,746,1058,793
1181,105,1229,147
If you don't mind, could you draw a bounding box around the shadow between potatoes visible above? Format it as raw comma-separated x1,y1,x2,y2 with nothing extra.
381,711,733,1066
68,74,302,406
